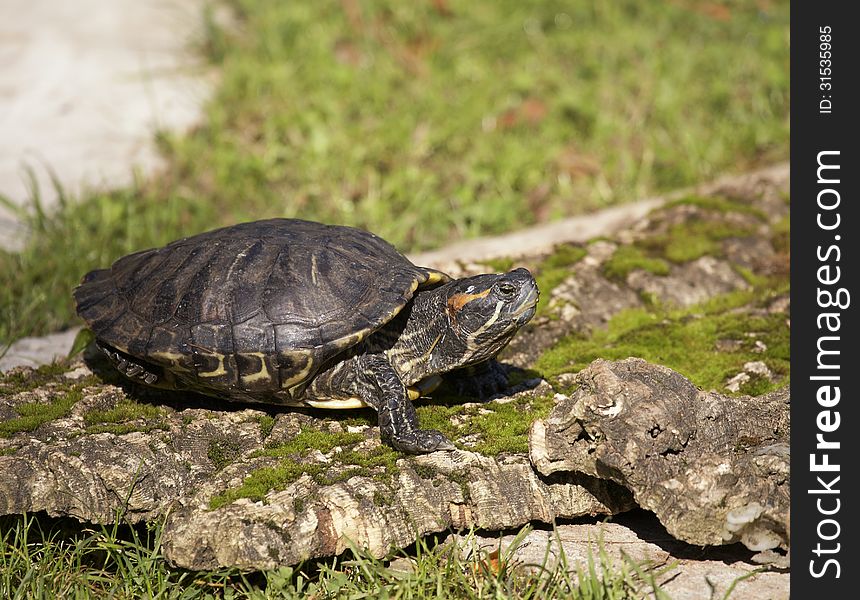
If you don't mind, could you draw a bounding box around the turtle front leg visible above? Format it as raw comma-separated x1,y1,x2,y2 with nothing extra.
357,354,455,454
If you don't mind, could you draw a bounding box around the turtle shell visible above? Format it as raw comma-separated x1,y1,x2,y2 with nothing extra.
74,219,448,402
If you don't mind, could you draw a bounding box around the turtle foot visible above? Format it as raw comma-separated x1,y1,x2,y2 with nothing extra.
386,429,455,454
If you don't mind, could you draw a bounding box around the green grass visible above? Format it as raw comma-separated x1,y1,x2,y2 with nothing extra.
0,514,673,598
0,0,789,345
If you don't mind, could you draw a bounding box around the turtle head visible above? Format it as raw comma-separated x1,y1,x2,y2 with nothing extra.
442,267,539,365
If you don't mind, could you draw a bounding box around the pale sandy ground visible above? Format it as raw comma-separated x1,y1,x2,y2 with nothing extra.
0,0,211,250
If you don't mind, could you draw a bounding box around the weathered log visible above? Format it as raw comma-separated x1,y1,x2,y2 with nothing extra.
0,362,632,570
162,450,631,571
530,358,789,554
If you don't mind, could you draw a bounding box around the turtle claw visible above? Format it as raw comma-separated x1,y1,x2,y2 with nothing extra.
432,436,457,452
99,343,159,385
388,429,455,454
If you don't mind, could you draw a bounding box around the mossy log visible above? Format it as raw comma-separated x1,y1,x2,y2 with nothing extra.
0,363,631,570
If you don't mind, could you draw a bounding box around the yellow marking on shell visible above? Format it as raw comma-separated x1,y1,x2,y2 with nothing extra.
281,353,315,388
151,350,193,372
151,351,185,364
343,330,369,347
240,352,271,383
446,288,491,313
421,270,450,287
304,397,367,409
198,355,227,378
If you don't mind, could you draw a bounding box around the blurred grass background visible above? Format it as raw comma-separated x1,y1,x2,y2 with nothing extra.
0,0,789,344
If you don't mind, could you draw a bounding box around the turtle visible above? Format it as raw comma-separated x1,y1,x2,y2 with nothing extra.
73,218,539,453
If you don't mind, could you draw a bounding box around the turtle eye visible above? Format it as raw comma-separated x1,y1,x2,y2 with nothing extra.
497,282,517,297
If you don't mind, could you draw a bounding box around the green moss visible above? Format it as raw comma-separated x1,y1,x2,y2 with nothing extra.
737,373,775,397
85,423,168,436
0,447,18,456
603,246,670,281
208,443,398,509
313,443,401,486
637,290,661,308
293,497,305,513
0,386,84,438
443,471,473,504
207,438,243,470
771,214,790,254
416,392,555,456
210,427,382,508
639,219,757,263
256,428,365,459
335,444,399,474
82,399,166,436
600,196,770,277
255,414,276,438
412,463,438,480
542,244,588,271
0,361,75,395
535,286,790,396
534,243,587,314
664,195,767,220
209,462,321,509
83,400,162,426
470,396,555,455
372,490,393,507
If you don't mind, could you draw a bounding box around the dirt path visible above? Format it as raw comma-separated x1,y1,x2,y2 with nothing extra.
0,0,211,250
